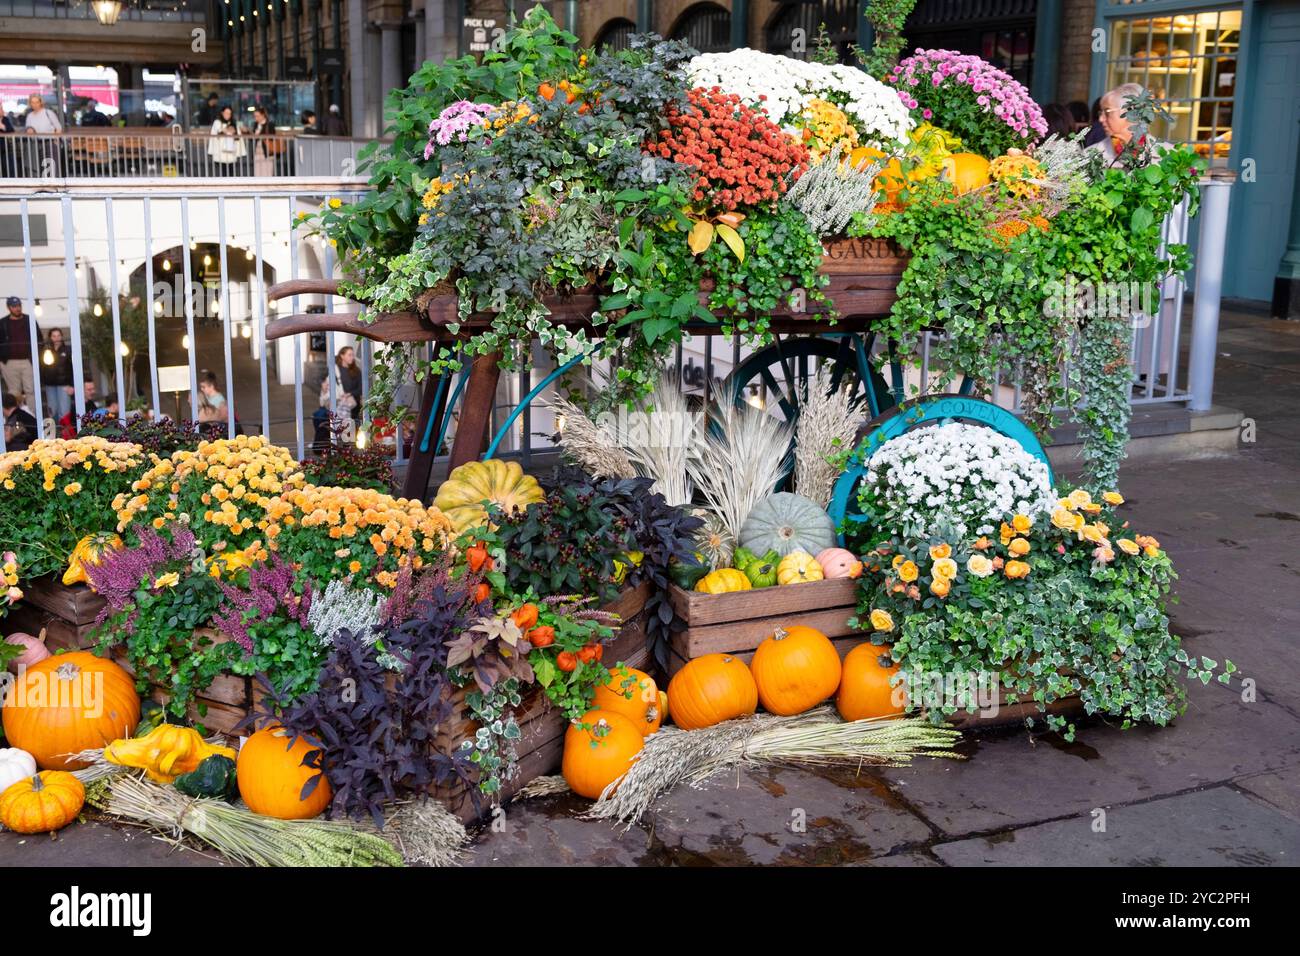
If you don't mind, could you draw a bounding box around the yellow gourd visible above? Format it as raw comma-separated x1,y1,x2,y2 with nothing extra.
694,568,752,594
104,724,236,784
63,532,123,587
433,458,544,533
777,550,824,585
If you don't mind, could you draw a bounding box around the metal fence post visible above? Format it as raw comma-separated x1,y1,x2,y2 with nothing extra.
1187,173,1234,412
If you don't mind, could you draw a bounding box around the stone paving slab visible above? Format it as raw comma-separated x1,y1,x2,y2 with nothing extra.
880,681,1300,837
930,787,1300,866
0,821,227,867
639,765,933,866
1233,765,1300,825
466,794,654,867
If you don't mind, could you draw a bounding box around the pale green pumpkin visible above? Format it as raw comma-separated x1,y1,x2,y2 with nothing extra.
739,493,837,558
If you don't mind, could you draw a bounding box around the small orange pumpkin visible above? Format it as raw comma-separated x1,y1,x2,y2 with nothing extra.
561,710,644,799
0,770,85,833
236,727,332,820
666,654,758,730
1,652,140,770
836,642,905,721
749,625,843,716
592,665,663,736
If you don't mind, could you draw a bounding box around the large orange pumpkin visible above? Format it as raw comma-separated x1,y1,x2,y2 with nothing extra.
836,642,906,721
749,625,843,716
236,727,332,819
666,654,758,730
592,665,663,736
562,710,644,799
942,152,992,195
1,652,140,770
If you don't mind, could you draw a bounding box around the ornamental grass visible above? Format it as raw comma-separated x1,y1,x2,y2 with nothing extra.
586,708,962,827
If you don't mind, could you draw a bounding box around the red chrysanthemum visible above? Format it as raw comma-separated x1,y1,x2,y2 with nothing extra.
650,87,808,211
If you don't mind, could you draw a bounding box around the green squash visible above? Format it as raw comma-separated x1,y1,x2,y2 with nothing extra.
173,754,238,800
739,493,837,558
743,559,778,589
669,553,710,590
732,547,759,572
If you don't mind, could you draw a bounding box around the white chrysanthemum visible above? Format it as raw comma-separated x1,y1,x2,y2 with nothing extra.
685,49,914,148
861,422,1054,539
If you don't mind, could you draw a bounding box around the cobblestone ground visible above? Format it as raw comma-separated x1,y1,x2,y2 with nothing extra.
3,308,1298,867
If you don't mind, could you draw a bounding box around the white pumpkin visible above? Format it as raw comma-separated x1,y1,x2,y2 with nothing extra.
739,492,838,557
0,748,37,794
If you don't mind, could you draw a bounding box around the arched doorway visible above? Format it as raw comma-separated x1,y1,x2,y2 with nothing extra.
594,17,636,53
671,3,732,55
765,0,858,63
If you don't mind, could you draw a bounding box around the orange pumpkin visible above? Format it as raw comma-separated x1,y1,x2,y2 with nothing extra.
561,710,644,799
592,665,663,736
0,770,85,833
942,152,992,195
836,642,906,721
749,625,843,716
1,652,140,770
236,727,332,820
666,654,758,730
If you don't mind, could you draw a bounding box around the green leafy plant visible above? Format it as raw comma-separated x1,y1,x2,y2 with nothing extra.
852,492,1234,738
858,0,920,79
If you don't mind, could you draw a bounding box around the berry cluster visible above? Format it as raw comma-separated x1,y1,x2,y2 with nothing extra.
651,87,809,211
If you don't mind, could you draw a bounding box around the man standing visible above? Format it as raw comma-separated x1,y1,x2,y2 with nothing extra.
197,92,220,129
0,296,34,408
322,103,346,137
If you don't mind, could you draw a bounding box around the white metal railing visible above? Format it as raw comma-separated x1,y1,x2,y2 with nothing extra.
0,133,373,180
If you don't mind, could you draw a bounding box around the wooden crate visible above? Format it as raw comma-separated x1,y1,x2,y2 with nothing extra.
433,582,653,824
665,578,861,675
818,236,908,276
106,628,264,739
8,576,106,652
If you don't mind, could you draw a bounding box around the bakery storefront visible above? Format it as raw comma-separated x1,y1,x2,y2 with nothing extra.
1092,0,1300,305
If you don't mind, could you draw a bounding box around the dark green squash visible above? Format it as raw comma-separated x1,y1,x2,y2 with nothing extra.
173,754,238,799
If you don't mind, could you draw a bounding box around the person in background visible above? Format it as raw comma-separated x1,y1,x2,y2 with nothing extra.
23,93,62,134
250,107,278,177
3,392,36,450
92,391,119,419
322,103,346,137
1066,101,1091,134
40,326,73,422
300,110,320,134
79,98,110,127
22,94,62,177
0,296,34,409
197,368,228,423
1042,103,1076,139
207,105,246,176
0,112,15,178
1090,83,1165,166
1083,96,1108,148
197,92,220,129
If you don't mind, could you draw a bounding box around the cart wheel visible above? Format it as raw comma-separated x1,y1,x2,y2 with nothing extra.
827,393,1054,546
728,332,896,423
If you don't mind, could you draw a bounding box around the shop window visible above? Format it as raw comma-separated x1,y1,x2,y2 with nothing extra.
1104,9,1240,161
671,2,731,54
765,0,858,63
595,18,635,53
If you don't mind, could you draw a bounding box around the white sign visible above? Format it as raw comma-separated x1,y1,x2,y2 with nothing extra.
157,364,192,394
465,17,498,53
